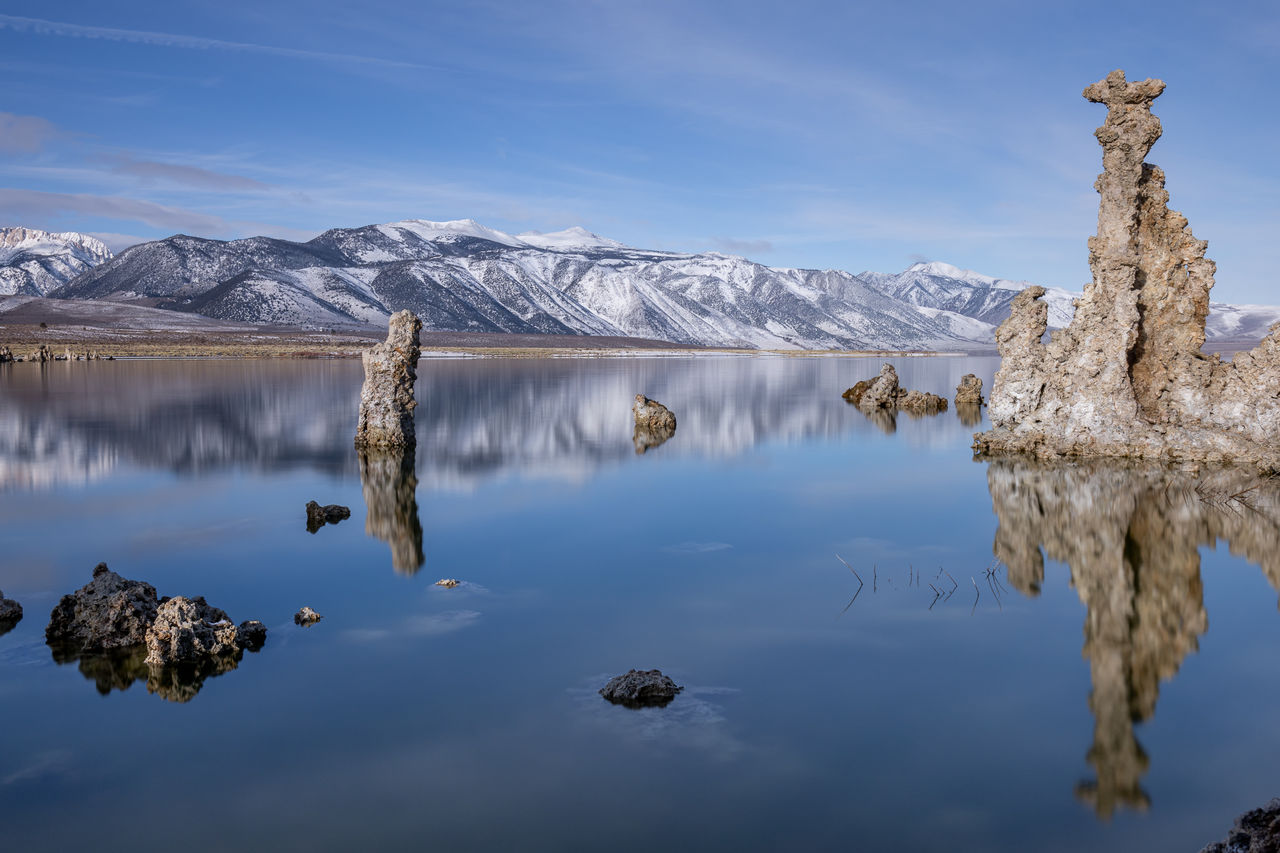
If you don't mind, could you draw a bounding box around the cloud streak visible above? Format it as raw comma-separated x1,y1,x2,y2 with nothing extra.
0,112,57,153
0,13,437,71
108,156,271,191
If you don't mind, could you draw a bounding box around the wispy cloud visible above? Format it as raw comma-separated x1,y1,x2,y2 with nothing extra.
711,237,773,256
0,187,229,233
663,541,733,554
0,13,437,71
0,112,57,153
108,155,271,192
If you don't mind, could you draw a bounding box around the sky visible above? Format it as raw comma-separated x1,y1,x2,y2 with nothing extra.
0,0,1277,302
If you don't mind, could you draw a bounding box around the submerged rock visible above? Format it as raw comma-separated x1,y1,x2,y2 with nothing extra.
46,563,159,654
955,373,984,406
294,606,323,626
306,500,351,533
977,70,1280,469
1200,798,1280,853
434,579,460,588
355,309,422,449
143,595,266,666
599,668,684,708
0,589,22,636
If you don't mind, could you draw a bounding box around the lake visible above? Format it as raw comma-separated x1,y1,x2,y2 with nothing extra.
1,354,1277,851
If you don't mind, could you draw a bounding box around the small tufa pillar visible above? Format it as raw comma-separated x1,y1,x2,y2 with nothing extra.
355,310,423,449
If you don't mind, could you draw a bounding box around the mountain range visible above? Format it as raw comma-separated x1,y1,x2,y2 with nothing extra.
3,220,1276,350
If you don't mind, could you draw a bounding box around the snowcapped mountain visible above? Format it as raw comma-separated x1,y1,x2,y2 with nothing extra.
36,218,1280,349
0,227,112,296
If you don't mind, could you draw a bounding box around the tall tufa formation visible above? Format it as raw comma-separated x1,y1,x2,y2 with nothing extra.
975,70,1280,470
355,310,423,449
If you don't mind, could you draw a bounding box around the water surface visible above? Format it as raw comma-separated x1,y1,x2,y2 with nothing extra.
1,355,1277,851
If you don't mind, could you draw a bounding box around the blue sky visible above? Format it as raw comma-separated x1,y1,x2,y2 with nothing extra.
0,0,1277,302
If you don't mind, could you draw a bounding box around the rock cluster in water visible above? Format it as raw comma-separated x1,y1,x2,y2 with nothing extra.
843,363,948,414
144,596,266,666
355,309,422,449
305,500,350,533
599,668,684,708
45,563,267,688
1200,798,1280,853
0,589,22,635
632,394,677,454
976,70,1280,470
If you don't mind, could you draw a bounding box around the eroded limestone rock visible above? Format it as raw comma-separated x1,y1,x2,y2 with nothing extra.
46,563,159,654
1200,798,1280,853
599,668,683,708
0,345,13,364
632,395,677,454
143,595,266,666
955,373,984,406
843,363,947,416
976,70,1280,470
355,310,422,449
306,500,351,533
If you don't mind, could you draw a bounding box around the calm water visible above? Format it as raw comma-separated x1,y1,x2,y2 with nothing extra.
1,355,1278,851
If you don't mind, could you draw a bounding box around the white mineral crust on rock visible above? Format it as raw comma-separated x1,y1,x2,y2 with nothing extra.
355,310,422,449
976,70,1280,470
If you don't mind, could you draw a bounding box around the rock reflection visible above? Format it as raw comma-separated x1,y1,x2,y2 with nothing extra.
359,448,424,574
955,402,983,427
49,642,256,703
633,423,676,454
985,459,1280,818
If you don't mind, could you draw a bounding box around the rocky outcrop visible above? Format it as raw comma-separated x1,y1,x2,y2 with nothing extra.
955,373,984,406
305,500,350,533
986,458,1280,818
599,668,684,708
632,395,677,454
294,606,322,626
1200,798,1280,853
976,70,1280,470
0,589,22,635
359,447,424,574
143,596,265,666
46,563,159,654
843,363,948,415
0,345,13,364
354,309,422,449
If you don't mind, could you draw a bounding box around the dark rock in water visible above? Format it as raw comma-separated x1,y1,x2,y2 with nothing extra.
0,590,22,635
355,309,422,449
144,596,266,665
599,668,684,708
306,500,351,533
45,563,159,654
1200,798,1280,853
294,606,323,626
0,345,13,364
955,373,984,406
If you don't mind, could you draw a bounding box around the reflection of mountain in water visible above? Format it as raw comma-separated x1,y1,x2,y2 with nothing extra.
0,357,997,492
359,448,424,574
985,459,1280,818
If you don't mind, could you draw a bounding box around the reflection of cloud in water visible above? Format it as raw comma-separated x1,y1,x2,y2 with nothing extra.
985,458,1280,819
663,542,733,554
2,749,73,786
406,610,481,636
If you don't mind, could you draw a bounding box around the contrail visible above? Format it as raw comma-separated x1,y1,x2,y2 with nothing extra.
0,13,436,71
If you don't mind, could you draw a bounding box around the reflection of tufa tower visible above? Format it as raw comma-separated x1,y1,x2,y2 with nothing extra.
359,448,425,575
986,460,1280,818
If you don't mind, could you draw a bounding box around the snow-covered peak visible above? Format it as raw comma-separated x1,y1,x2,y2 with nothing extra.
906,261,1012,289
0,226,112,265
380,218,527,248
517,226,627,251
